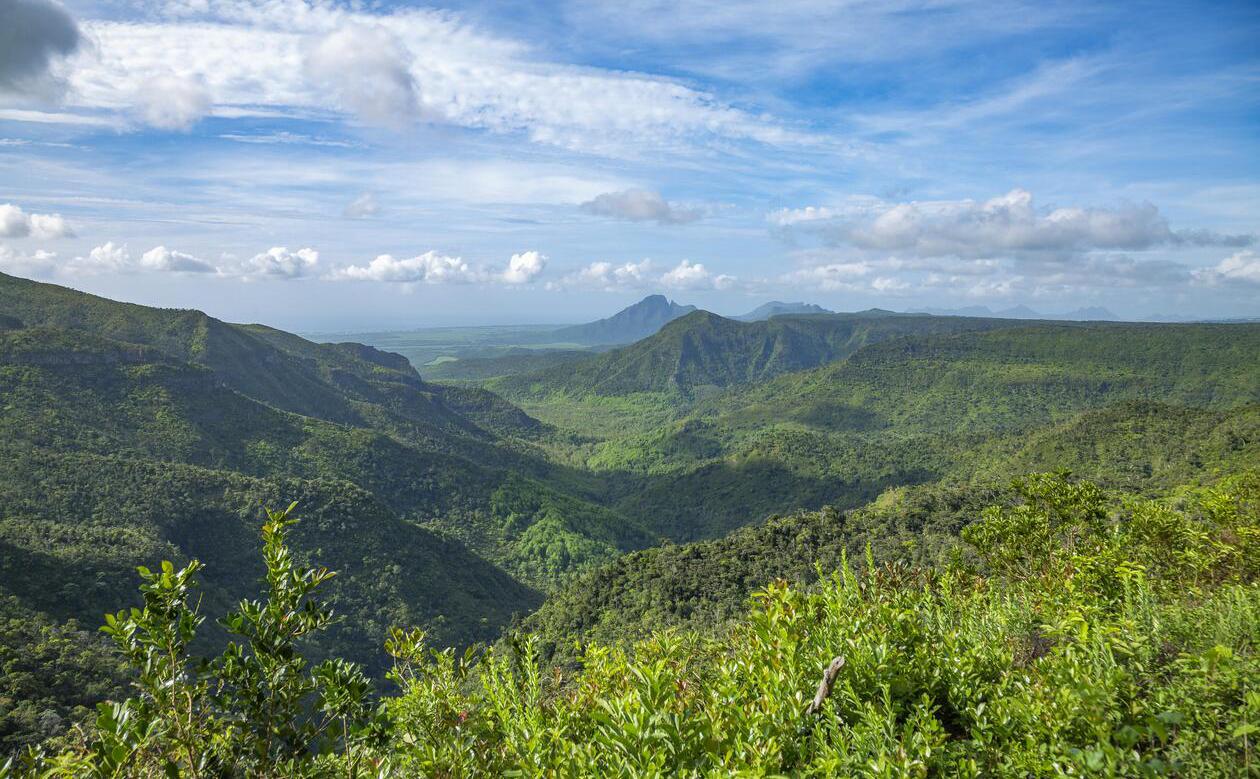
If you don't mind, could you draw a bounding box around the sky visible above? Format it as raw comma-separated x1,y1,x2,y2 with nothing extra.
0,0,1257,330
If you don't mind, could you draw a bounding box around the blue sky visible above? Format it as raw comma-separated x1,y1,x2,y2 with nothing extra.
0,0,1257,329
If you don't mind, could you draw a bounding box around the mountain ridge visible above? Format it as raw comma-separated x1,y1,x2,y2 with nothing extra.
550,294,696,345
733,301,831,321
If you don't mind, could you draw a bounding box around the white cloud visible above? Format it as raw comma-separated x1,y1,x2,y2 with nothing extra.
772,189,1252,260
660,259,709,288
343,192,380,219
580,189,701,224
332,250,479,284
871,276,910,293
81,241,129,271
502,250,546,284
775,244,1198,300
781,261,875,291
0,203,74,239
660,259,735,290
0,205,30,237
563,259,657,291
0,245,58,276
139,245,216,273
332,248,548,285
243,246,319,279
557,258,737,291
304,24,421,127
1194,250,1260,287
219,131,356,148
0,0,82,99
48,242,311,277
133,73,211,130
59,1,810,154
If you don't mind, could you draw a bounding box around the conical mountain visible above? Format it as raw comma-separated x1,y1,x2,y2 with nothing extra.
552,294,696,345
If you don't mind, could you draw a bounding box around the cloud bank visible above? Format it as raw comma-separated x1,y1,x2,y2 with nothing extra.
559,259,736,292
331,249,548,285
772,189,1252,260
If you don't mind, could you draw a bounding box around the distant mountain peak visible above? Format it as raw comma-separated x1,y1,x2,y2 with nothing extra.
552,294,697,345
734,301,832,321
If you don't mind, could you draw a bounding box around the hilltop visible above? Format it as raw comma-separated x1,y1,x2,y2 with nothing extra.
733,301,831,321
550,294,696,345
493,309,1023,398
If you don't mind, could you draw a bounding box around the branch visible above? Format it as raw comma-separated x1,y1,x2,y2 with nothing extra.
805,655,846,716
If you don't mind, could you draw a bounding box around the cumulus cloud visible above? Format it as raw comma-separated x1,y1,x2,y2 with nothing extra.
580,189,701,224
660,259,721,289
0,203,74,239
343,192,380,219
1194,250,1260,287
133,73,211,130
332,251,479,283
304,25,422,127
502,250,546,284
0,0,82,99
772,189,1253,260
243,246,319,279
139,245,216,273
555,258,736,291
0,245,58,276
569,259,657,290
80,241,129,271
332,249,549,285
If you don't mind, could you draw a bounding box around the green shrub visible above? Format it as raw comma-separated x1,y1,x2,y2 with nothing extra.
12,472,1257,776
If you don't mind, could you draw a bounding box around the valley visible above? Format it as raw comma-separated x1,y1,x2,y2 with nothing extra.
2,280,1256,771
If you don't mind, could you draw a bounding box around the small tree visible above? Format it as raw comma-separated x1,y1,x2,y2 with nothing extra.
25,503,384,778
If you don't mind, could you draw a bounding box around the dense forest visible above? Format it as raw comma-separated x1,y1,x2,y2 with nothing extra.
9,471,1259,775
2,273,1257,774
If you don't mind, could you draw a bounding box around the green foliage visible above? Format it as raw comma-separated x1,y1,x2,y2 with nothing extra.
522,482,1003,661
15,506,386,777
7,272,1260,768
13,473,1259,775
0,601,129,755
510,319,1260,542
492,309,1021,398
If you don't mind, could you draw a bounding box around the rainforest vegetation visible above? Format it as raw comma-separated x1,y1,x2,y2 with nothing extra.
1,274,1258,774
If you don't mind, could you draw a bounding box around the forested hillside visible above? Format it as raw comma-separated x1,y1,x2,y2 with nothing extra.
491,309,1024,397
12,470,1258,775
4,276,1258,771
497,318,1260,542
0,273,660,747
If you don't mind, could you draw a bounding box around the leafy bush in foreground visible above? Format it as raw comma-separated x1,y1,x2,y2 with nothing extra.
10,472,1258,776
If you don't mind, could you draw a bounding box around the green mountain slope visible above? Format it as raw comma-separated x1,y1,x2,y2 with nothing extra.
0,447,541,660
421,348,591,382
495,309,1028,397
0,327,653,591
525,400,1260,658
0,278,664,751
581,324,1260,540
